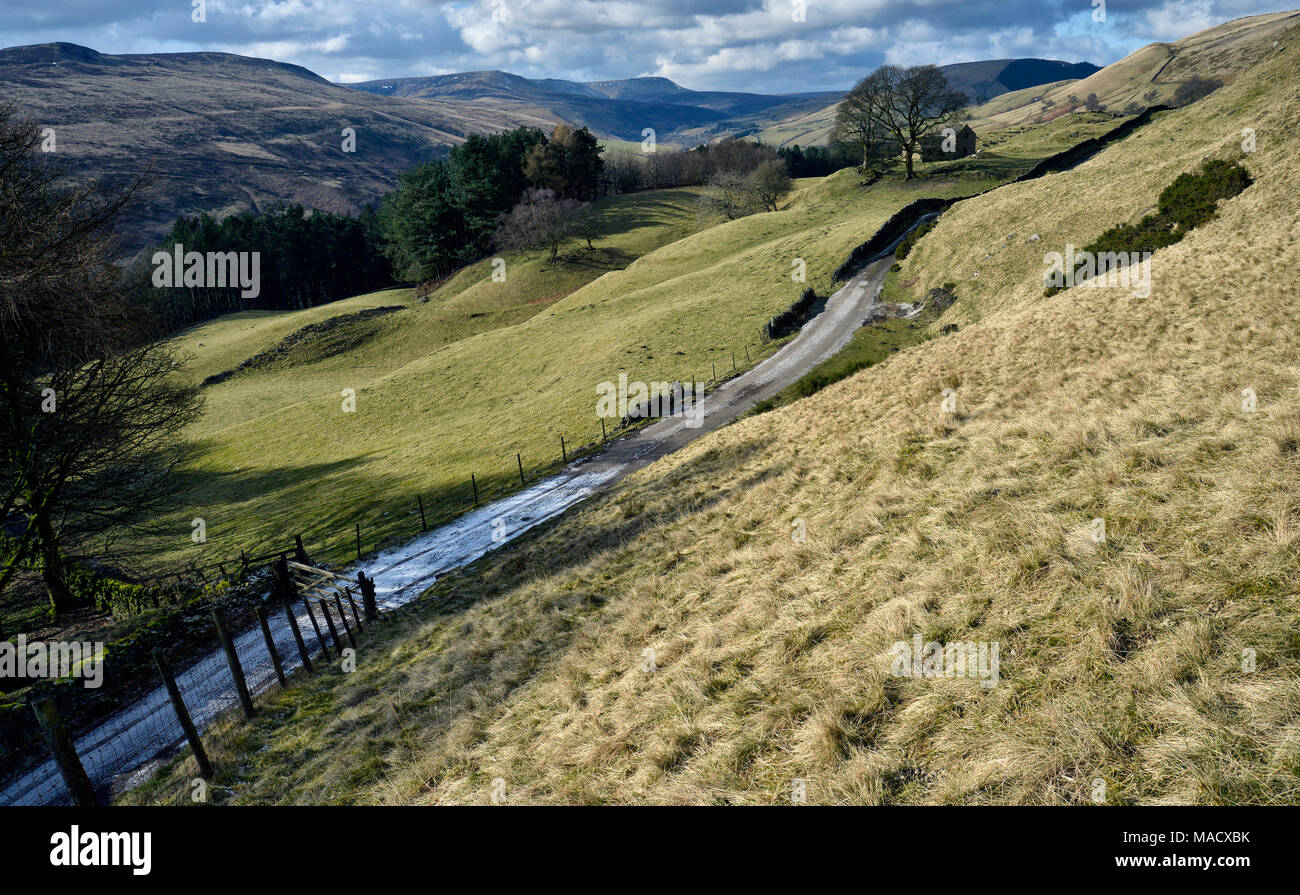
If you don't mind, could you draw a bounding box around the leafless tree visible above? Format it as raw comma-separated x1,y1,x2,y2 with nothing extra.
840,65,968,179
495,188,585,262
1,104,201,614
696,169,758,221
748,159,793,212
833,79,890,168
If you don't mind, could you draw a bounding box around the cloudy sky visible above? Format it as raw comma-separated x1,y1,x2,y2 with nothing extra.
0,0,1292,92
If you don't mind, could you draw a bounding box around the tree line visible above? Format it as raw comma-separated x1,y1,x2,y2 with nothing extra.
379,124,604,283
139,127,830,324
141,204,392,329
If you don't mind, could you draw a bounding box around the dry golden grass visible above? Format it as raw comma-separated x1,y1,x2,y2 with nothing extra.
127,33,1300,806
973,9,1299,126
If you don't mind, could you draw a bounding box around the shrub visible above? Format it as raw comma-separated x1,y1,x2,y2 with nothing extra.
895,218,938,260
1044,158,1251,296
1173,77,1223,107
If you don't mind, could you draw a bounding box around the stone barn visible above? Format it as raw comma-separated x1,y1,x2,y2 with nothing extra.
920,124,977,161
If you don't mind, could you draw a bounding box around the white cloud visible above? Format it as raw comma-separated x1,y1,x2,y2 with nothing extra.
2,0,1292,92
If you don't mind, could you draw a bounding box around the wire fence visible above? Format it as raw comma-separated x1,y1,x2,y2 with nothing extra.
1,279,826,806
2,559,372,805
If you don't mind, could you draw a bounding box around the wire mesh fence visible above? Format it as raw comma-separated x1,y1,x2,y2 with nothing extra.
2,326,797,805
0,569,367,806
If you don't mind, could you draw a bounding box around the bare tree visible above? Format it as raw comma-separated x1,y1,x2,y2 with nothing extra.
696,169,757,221
0,104,201,613
573,203,603,250
833,80,890,168
748,159,793,212
843,65,968,180
495,188,584,262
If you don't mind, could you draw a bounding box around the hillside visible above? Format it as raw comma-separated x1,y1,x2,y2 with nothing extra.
127,19,1300,807
0,43,551,252
129,108,1132,579
0,42,1109,252
349,60,1099,149
969,9,1299,127
348,71,736,140
121,41,1300,802
746,58,1099,148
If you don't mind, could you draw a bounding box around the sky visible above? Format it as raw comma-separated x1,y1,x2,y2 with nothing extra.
0,0,1293,93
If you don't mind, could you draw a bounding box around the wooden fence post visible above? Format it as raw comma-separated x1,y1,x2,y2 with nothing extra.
255,605,287,688
319,599,345,655
471,474,479,507
153,652,213,779
342,587,363,630
294,534,310,565
732,350,736,371
417,495,427,532
333,594,357,649
282,600,313,674
357,571,378,622
745,345,750,363
303,598,331,661
355,523,362,561
600,417,606,441
517,453,525,485
212,608,255,720
29,696,98,806
273,558,312,674
561,435,567,463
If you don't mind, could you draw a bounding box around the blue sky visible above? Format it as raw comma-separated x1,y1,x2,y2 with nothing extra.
0,0,1293,92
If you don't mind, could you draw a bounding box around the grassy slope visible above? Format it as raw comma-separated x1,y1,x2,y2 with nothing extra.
160,187,704,565
156,145,1042,570
971,10,1299,127
125,29,1300,805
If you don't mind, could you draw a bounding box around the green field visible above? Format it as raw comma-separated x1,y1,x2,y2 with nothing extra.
151,116,1122,572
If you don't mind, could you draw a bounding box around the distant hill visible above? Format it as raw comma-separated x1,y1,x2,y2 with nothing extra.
348,59,1099,149
692,59,1101,148
940,58,1101,104
0,43,552,253
968,9,1300,127
349,71,732,140
347,71,823,140
0,43,1110,250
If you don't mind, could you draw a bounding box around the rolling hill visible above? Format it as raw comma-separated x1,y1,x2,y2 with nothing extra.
131,108,1127,577
347,70,741,142
0,42,1104,252
121,14,1300,805
968,9,1300,127
740,58,1100,148
0,43,552,253
350,60,1099,149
